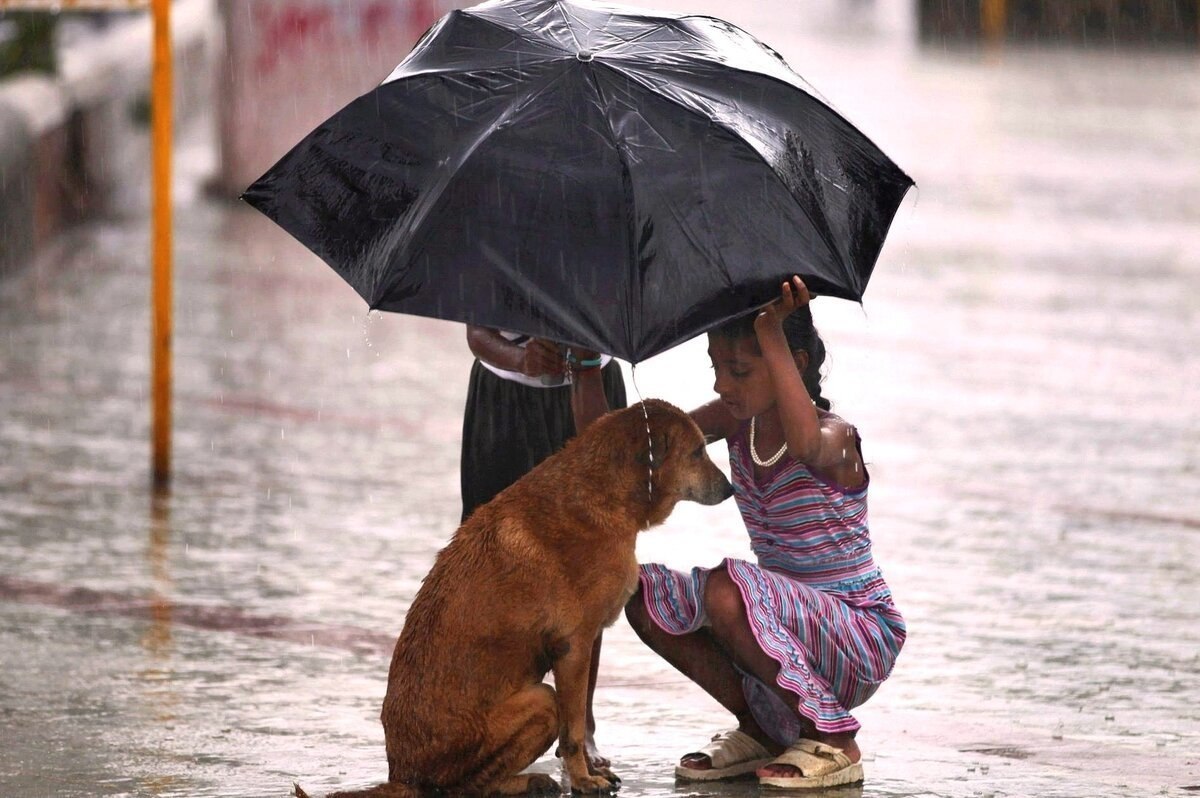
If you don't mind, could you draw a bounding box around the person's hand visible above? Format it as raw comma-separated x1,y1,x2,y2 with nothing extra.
521,338,566,379
755,275,811,333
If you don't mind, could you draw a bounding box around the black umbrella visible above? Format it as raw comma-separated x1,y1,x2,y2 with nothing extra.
243,0,912,363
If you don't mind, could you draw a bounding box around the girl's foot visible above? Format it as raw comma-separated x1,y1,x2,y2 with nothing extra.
756,734,860,780
676,727,782,781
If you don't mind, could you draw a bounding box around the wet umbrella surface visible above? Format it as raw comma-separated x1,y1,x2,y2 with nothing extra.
243,0,912,362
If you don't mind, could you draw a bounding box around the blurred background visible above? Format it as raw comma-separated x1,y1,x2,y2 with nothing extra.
1,1,1197,797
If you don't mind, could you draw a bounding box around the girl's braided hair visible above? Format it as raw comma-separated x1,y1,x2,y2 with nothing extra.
711,304,831,411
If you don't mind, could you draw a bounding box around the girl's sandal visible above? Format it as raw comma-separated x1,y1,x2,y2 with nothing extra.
674,729,773,781
758,739,864,790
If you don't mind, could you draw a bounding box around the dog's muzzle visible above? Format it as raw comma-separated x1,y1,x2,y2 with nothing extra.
693,472,734,505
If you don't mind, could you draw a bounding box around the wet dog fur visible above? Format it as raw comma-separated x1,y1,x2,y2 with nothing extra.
295,400,732,798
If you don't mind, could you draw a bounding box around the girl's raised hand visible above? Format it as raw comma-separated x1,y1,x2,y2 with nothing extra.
755,275,811,331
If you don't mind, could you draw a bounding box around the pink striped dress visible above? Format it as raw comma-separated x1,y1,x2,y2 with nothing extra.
638,420,905,741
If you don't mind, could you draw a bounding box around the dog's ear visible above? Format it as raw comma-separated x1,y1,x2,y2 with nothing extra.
633,426,671,467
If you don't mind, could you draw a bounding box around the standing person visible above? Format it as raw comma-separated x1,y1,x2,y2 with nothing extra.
626,277,905,790
460,325,628,767
461,327,627,520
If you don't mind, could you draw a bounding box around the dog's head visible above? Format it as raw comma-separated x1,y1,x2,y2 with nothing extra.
615,399,734,527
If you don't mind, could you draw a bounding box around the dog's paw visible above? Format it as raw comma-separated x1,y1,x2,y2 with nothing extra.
527,773,562,795
570,773,619,794
588,766,620,787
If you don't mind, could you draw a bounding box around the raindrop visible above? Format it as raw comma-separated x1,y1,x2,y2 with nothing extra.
281,428,286,440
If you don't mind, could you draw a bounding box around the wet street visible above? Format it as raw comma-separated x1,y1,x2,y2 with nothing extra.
1,1,1198,796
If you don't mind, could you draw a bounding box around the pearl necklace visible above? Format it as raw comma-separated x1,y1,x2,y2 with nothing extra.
749,416,788,467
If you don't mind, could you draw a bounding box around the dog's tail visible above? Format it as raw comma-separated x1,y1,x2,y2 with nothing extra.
294,781,419,798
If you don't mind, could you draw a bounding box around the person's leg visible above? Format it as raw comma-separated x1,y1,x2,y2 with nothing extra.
625,590,782,769
460,365,565,521
701,570,860,775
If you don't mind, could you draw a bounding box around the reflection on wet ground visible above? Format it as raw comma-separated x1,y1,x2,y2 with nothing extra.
1,1,1198,796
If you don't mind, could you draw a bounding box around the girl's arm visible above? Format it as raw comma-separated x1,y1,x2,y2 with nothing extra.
755,278,864,486
690,399,738,443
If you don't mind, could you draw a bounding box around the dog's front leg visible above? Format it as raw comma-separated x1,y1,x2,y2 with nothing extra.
553,635,618,793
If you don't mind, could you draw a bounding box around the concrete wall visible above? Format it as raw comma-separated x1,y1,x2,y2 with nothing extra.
0,0,214,274
211,0,460,197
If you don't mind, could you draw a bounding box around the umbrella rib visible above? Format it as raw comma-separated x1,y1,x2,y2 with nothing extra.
370,66,579,308
553,1,587,54
597,19,680,54
610,64,852,282
627,15,836,109
584,62,641,361
631,49,905,184
460,6,575,56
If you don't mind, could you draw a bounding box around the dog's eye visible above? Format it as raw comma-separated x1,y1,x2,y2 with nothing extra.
692,446,704,459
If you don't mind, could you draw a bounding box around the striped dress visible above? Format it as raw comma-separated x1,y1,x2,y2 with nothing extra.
638,421,905,741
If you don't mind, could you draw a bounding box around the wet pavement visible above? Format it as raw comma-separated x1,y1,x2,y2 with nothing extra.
2,1,1198,796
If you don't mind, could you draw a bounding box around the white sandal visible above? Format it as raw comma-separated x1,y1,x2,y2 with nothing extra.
674,729,774,782
758,739,863,790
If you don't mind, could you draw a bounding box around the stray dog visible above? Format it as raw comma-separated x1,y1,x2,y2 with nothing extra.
296,400,732,798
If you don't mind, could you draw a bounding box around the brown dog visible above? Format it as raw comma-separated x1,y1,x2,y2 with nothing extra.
297,399,732,798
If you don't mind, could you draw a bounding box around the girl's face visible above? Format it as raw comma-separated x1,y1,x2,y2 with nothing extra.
707,335,776,420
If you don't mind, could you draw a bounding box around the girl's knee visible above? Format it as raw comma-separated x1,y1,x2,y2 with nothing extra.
703,569,745,631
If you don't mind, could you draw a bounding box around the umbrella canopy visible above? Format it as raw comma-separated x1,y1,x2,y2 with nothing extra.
243,0,913,363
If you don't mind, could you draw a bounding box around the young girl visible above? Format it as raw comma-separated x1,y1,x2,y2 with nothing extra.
626,276,905,790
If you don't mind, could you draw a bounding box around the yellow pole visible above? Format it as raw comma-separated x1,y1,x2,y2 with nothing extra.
981,0,1007,43
151,0,172,489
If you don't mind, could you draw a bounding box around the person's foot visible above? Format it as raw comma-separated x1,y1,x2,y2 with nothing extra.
676,724,777,772
585,731,612,771
755,734,859,779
